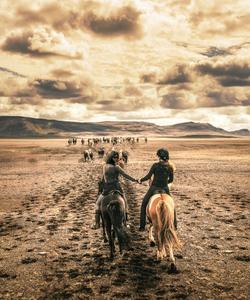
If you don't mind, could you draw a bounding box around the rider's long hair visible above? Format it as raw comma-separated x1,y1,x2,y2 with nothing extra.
106,151,119,165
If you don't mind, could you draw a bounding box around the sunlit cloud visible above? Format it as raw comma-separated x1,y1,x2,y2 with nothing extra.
0,0,249,130
2,26,85,58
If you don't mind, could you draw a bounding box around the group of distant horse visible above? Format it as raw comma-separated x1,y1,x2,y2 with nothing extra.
82,147,129,165
68,136,148,147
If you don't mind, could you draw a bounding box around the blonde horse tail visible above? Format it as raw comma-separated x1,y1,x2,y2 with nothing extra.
156,198,181,250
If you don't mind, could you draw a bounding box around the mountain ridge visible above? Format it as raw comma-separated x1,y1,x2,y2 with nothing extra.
0,116,249,138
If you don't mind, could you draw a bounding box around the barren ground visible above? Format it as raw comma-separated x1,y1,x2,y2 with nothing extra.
0,138,249,300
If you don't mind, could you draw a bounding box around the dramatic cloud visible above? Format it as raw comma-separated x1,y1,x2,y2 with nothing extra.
140,73,157,83
33,77,99,103
219,77,250,87
0,72,34,98
195,60,250,88
0,68,99,105
160,86,250,109
83,5,142,38
90,97,152,112
158,64,192,85
188,1,250,37
161,92,195,109
201,90,250,108
0,0,249,130
87,83,154,112
196,61,250,79
9,2,143,39
200,46,231,57
33,79,81,99
123,85,143,97
2,26,84,58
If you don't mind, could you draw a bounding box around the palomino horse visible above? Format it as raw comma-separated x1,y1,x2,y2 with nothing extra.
101,191,131,259
146,192,180,271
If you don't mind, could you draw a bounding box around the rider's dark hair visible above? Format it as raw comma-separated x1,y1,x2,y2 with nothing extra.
156,148,169,161
106,151,119,165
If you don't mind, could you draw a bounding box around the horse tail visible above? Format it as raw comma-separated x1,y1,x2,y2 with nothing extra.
107,199,130,249
155,198,181,249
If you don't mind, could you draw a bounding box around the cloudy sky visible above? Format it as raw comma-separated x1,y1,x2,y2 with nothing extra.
0,0,249,130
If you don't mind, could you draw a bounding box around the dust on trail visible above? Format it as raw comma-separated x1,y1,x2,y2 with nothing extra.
0,140,249,299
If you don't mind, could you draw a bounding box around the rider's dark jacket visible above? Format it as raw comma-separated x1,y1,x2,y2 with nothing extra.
139,161,174,228
140,161,174,194
99,164,137,195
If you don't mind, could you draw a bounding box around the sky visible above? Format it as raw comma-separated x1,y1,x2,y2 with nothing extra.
0,0,249,130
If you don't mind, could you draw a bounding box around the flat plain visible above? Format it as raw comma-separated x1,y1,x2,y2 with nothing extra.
0,138,249,300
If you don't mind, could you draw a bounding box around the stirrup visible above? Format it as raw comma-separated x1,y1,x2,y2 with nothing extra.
91,223,100,230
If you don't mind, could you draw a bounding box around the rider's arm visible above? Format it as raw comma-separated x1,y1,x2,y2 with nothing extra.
116,165,137,182
168,166,174,184
98,176,104,194
140,163,156,182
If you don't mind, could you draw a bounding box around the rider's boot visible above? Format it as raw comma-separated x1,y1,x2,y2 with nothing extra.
124,213,130,228
174,209,177,230
91,210,101,229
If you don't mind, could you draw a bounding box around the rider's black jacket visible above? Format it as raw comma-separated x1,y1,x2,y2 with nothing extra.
140,161,174,188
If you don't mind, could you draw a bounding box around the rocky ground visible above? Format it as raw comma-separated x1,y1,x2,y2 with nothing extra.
0,138,249,300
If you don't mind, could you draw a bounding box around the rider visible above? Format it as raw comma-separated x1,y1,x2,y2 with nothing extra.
138,148,177,231
91,150,138,229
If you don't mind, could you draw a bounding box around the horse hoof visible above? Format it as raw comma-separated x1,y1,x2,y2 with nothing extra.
150,241,156,247
169,263,178,274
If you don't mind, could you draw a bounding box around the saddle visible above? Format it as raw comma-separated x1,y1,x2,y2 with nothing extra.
152,188,168,196
103,189,124,197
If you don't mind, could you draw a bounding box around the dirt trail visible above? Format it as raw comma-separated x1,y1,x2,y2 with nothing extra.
0,140,249,299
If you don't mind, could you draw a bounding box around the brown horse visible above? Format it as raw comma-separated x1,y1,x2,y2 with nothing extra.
146,193,181,271
101,191,131,259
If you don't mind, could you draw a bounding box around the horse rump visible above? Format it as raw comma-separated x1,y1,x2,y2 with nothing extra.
147,194,181,263
107,196,131,252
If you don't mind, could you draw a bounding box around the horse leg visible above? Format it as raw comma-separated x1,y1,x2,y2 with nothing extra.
157,227,164,260
169,244,177,272
102,217,108,243
111,228,116,257
112,228,116,247
106,220,115,259
148,224,155,247
118,233,123,254
154,226,162,260
162,245,167,258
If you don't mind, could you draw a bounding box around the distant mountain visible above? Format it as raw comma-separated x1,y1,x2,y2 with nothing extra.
229,129,250,136
0,116,249,138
